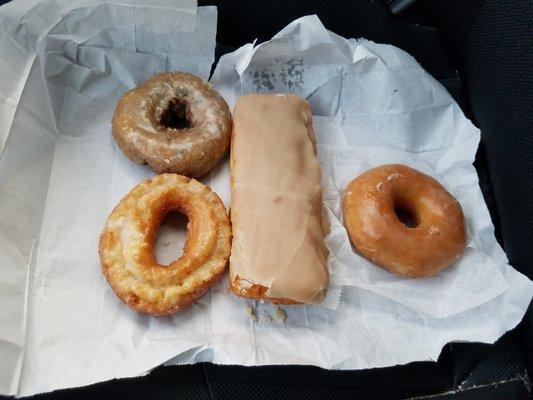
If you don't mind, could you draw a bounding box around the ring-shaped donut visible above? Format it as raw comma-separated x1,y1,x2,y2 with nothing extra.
342,164,466,278
112,72,232,177
99,174,231,315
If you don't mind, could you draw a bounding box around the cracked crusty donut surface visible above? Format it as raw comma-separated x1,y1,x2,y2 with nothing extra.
342,164,466,278
99,173,231,315
112,71,232,178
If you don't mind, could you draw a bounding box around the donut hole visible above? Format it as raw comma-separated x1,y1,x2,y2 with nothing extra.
393,204,419,228
154,211,189,265
160,98,192,129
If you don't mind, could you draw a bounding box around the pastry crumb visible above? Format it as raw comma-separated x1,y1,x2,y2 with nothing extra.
246,306,257,321
274,305,287,321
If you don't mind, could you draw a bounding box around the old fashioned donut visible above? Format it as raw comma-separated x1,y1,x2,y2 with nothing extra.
99,174,231,315
342,164,466,278
112,72,232,178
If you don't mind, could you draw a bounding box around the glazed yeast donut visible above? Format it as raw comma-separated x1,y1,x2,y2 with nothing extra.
99,174,231,315
229,94,329,304
112,72,232,178
342,164,466,278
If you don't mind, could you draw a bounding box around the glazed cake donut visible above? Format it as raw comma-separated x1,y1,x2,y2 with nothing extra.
342,164,466,278
112,72,232,178
99,174,231,315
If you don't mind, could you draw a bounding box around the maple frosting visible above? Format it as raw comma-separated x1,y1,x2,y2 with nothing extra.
229,93,329,304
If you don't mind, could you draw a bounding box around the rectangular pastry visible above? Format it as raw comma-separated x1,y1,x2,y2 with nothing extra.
229,93,329,304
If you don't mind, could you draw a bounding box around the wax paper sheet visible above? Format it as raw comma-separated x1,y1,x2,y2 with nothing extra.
210,14,531,313
0,3,531,396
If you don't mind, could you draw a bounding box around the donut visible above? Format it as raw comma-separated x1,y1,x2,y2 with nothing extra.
99,174,231,315
342,164,466,278
112,72,232,178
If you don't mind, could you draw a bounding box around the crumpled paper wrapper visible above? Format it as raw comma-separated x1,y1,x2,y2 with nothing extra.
0,2,531,396
210,14,522,319
0,0,216,395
